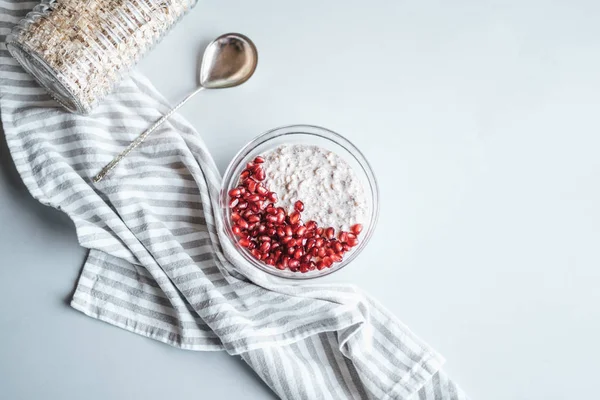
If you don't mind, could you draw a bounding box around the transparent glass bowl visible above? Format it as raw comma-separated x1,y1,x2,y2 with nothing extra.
220,125,379,279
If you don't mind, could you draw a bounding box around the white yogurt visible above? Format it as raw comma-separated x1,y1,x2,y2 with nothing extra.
262,144,367,233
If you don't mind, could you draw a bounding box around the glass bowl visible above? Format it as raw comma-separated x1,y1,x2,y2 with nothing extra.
220,125,379,279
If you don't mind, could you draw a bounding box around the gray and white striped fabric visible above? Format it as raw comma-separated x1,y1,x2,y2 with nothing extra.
1,2,469,399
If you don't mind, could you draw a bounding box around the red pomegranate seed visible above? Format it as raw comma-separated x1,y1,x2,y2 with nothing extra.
306,239,316,249
294,200,304,212
251,248,261,258
276,213,285,224
287,246,296,255
231,212,241,222
316,227,324,236
350,224,363,235
290,211,301,224
232,225,243,236
255,200,266,210
301,254,311,264
247,222,258,231
271,242,281,251
242,210,253,219
247,194,261,203
322,257,333,267
267,227,277,236
229,198,239,208
296,226,307,237
287,238,297,247
347,237,359,247
299,263,310,273
285,226,293,237
338,231,348,243
254,168,266,181
277,227,286,237
266,258,275,266
246,162,255,170
306,220,317,231
326,248,335,256
343,244,351,252
267,192,278,203
237,201,248,210
324,227,335,240
259,241,271,253
310,247,319,256
275,263,286,270
247,180,257,193
315,238,324,248
257,185,268,196
281,236,293,245
334,242,344,253
237,219,249,230
247,215,261,223
239,237,251,247
258,235,271,242
293,248,304,260
229,188,242,198
289,259,300,269
254,156,265,164
258,224,267,233
331,254,343,262
240,170,250,179
317,248,327,258
266,214,278,223
316,261,326,270
282,256,290,268
266,206,277,216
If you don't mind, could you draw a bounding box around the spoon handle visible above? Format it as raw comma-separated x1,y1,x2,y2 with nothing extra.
93,86,205,183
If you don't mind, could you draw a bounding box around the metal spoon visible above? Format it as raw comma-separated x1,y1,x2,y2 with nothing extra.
93,33,258,183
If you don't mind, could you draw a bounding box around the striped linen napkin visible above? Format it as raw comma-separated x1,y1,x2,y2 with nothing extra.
1,2,469,399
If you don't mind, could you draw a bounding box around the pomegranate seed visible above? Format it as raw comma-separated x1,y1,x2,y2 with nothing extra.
301,254,311,264
294,200,304,212
310,247,319,256
343,244,351,252
260,241,271,253
282,256,290,268
255,200,266,210
254,168,266,181
237,201,248,210
268,192,278,203
289,259,300,269
339,231,348,243
281,236,293,245
309,262,316,271
331,254,343,262
290,211,301,224
246,162,255,170
287,239,297,247
277,227,286,237
347,237,359,247
258,235,271,242
306,220,317,231
254,156,265,164
326,248,335,256
229,188,242,198
242,210,253,219
323,257,333,267
267,227,277,236
300,263,310,273
247,215,261,223
247,180,257,193
316,261,326,270
229,198,239,208
275,263,286,270
266,214,278,224
247,222,258,231
231,212,241,222
317,248,327,258
258,224,267,233
266,258,275,266
324,227,335,240
294,248,304,260
237,219,249,230
285,226,293,237
334,242,344,253
296,226,307,237
272,242,281,251
240,170,250,179
239,238,251,247
315,238,324,248
266,206,277,215
287,247,296,255
276,213,285,224
248,241,257,250
316,227,324,236
350,224,363,235
232,225,242,236
257,185,268,196
306,239,316,249
247,194,261,203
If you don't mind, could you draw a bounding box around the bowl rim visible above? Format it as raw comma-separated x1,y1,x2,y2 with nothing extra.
220,124,380,280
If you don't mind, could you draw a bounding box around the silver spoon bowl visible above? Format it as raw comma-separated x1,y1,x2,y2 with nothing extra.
93,33,258,183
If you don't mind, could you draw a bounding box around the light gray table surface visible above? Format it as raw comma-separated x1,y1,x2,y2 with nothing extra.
2,1,599,399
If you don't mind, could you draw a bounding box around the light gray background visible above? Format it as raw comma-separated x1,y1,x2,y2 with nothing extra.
1,1,599,399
